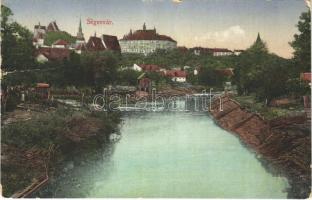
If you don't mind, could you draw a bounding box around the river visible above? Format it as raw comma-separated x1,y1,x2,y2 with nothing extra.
39,111,288,198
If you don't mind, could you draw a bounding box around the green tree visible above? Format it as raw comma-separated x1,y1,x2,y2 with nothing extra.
44,31,76,46
1,5,35,71
117,69,141,85
233,33,295,102
81,51,118,88
234,33,270,94
63,52,83,86
290,10,311,72
198,68,225,87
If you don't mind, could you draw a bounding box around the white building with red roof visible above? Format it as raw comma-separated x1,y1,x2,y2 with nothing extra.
165,69,187,82
119,23,177,55
52,39,69,48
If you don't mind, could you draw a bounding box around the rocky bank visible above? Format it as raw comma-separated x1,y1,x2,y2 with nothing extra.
209,96,311,199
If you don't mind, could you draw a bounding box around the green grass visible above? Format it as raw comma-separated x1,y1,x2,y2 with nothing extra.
234,95,304,120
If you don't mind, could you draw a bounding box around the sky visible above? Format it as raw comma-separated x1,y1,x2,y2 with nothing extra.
3,0,309,58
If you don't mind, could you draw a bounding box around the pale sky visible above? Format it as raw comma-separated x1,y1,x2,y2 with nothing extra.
3,0,309,58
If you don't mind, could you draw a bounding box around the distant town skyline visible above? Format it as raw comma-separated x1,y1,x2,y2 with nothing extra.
3,0,309,58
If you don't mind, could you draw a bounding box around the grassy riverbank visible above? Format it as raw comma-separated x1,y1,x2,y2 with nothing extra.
1,105,121,197
233,95,304,120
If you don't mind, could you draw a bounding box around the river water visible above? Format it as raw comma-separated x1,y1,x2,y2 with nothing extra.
40,111,288,198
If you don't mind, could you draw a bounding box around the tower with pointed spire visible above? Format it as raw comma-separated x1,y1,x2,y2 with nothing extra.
249,32,267,52
143,22,146,31
256,32,261,43
76,18,85,42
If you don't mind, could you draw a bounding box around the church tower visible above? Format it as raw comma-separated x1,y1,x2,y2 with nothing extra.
76,18,85,42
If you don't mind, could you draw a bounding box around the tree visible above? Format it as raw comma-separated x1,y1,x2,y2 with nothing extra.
63,52,83,86
44,31,76,46
255,57,291,102
198,68,225,87
234,33,269,94
81,51,118,88
117,69,141,85
290,10,311,72
1,5,36,71
233,33,294,102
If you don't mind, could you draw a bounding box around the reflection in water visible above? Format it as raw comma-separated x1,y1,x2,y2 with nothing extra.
40,112,288,198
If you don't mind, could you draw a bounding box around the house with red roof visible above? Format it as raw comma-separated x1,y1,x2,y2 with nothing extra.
86,35,106,51
85,34,121,53
35,47,71,63
52,39,69,48
139,64,161,72
165,69,187,82
102,35,121,53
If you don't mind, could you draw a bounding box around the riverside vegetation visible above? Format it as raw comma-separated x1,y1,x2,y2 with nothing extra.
1,105,121,197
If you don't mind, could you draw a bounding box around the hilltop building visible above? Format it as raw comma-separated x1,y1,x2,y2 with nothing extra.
33,21,61,48
119,23,177,55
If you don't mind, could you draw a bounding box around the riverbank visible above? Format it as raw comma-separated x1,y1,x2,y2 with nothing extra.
209,95,311,198
1,104,121,197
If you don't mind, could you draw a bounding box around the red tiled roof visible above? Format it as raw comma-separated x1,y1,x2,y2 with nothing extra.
86,36,106,51
103,35,121,52
53,39,69,46
36,47,70,61
300,73,311,82
166,70,187,78
121,29,176,42
139,64,160,72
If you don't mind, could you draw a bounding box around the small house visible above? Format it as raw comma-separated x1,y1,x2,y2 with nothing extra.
35,83,50,99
